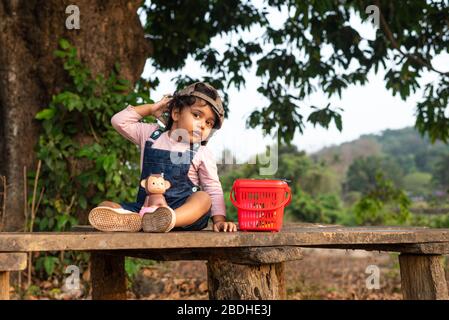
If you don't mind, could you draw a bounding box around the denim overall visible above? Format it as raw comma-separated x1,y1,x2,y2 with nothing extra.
120,129,211,231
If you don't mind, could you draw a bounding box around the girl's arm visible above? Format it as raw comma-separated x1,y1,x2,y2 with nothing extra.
131,95,171,118
194,147,237,232
131,103,155,117
111,97,171,145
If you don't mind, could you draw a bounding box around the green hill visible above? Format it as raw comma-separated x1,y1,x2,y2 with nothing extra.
312,127,449,184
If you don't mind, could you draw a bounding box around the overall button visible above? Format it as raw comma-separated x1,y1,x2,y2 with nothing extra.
192,186,198,192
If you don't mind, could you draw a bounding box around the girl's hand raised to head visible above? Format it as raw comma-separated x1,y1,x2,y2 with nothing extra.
213,221,238,232
151,94,172,119
132,94,172,118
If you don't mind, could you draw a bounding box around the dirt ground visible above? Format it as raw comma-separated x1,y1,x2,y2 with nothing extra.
284,248,404,300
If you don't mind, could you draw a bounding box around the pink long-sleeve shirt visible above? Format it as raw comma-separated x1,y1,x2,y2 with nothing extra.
111,105,226,217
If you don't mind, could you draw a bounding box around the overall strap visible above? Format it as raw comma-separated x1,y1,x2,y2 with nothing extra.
188,142,201,159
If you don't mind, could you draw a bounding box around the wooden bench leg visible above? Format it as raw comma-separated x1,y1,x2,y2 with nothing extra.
207,259,285,299
0,271,10,300
0,253,28,300
399,253,449,300
90,252,127,300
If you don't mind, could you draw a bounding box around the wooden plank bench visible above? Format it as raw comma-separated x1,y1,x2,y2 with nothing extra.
0,223,448,300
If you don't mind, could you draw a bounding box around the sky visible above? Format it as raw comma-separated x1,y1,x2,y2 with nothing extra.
139,3,449,162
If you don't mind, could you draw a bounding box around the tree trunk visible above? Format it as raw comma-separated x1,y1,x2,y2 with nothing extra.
399,254,449,300
207,258,286,300
0,0,151,231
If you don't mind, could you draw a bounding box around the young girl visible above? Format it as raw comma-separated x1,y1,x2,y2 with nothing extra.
88,82,237,233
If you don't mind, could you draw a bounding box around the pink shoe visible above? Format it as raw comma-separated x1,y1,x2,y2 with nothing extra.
142,206,176,233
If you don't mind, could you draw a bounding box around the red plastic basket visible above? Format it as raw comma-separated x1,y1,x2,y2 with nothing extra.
230,179,291,232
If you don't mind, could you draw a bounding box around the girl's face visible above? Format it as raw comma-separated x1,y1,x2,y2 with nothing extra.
170,98,216,144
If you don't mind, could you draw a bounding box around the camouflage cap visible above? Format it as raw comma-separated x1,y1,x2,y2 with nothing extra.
175,82,224,129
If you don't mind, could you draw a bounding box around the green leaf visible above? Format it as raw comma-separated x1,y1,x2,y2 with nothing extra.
35,108,56,120
334,114,343,132
59,38,70,50
112,174,121,186
97,182,105,192
43,256,59,276
54,50,67,58
76,147,93,158
39,217,49,230
113,84,129,92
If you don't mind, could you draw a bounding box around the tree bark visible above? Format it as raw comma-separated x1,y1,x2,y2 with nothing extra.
207,258,286,300
399,254,449,300
0,0,151,231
